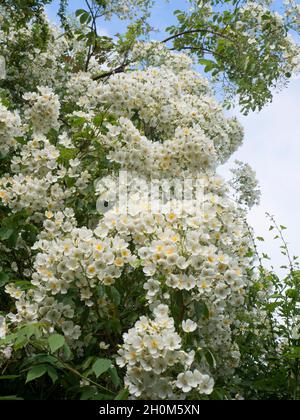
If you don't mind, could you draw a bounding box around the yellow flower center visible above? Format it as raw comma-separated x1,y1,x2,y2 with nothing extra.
114,258,124,267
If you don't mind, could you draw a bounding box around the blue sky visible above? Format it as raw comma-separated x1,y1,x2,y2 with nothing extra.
45,1,300,271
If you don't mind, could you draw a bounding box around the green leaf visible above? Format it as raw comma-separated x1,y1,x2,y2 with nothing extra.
93,115,103,127
109,367,121,388
75,9,88,17
47,366,58,384
284,347,300,359
48,334,65,353
0,272,9,287
109,287,121,306
22,324,39,339
194,301,209,320
266,302,281,311
0,333,16,347
80,387,98,400
81,356,95,371
14,335,28,351
245,250,254,258
69,116,86,127
0,227,14,240
26,365,47,383
92,358,112,378
80,12,91,25
286,289,298,299
59,147,78,161
204,349,217,369
63,342,73,360
91,393,114,400
256,236,265,242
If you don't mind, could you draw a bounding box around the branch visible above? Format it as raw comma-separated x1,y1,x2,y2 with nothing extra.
92,62,129,80
162,28,234,44
85,0,98,71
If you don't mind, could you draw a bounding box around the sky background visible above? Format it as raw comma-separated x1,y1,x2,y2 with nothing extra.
46,1,300,272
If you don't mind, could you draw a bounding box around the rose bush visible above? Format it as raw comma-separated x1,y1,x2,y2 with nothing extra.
0,1,299,400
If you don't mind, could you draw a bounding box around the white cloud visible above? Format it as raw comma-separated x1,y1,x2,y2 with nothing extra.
96,26,111,38
220,79,300,273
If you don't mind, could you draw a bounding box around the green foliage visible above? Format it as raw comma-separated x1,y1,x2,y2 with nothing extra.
48,334,65,353
26,365,48,383
165,0,299,113
92,358,112,378
235,216,300,400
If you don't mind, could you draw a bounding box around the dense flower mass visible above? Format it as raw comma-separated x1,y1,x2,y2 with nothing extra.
101,0,154,20
0,32,257,398
0,103,22,155
97,49,244,166
0,133,77,214
230,160,261,208
23,86,61,134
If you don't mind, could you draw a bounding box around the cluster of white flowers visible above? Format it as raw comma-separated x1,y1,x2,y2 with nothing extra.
290,316,300,340
0,126,92,215
90,44,255,396
0,37,257,399
0,134,69,214
116,305,212,399
5,280,82,340
238,1,300,74
23,86,61,133
95,174,252,381
101,0,154,20
104,118,218,176
240,2,284,30
285,0,300,32
176,370,214,395
95,53,244,164
65,72,99,108
10,134,60,175
230,160,261,208
0,174,68,214
0,16,83,94
31,208,136,306
0,102,22,155
131,41,195,72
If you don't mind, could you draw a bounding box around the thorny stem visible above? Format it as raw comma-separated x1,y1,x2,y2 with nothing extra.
266,213,295,275
265,213,300,396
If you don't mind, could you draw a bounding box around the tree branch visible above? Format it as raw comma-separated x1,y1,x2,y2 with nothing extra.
85,0,99,71
92,62,129,80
